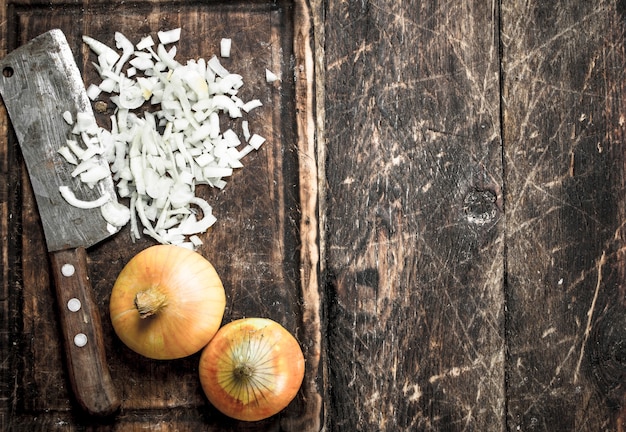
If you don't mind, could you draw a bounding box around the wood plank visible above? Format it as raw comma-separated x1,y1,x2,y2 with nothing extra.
0,0,323,429
501,1,626,430
0,0,15,426
324,1,505,430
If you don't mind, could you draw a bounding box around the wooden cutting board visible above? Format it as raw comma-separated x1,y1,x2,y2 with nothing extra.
0,0,322,430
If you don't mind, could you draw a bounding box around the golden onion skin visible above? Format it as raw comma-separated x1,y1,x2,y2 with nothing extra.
199,317,305,421
109,244,226,360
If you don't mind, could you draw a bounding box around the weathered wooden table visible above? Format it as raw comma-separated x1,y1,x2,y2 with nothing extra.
1,0,625,431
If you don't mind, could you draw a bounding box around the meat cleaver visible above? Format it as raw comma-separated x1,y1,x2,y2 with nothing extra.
0,29,120,416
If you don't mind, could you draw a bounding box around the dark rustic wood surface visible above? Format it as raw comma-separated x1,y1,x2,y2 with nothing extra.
1,0,626,431
0,0,322,431
324,0,625,431
501,1,626,430
325,1,505,430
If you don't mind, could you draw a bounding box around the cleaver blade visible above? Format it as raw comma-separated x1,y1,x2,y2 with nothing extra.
0,29,120,417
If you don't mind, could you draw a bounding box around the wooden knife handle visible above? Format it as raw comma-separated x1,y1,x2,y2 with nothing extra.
50,247,120,417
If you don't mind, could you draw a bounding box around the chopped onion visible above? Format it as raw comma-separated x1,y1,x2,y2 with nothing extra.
82,35,120,69
265,68,280,82
242,120,251,141
58,146,78,165
136,35,154,51
249,134,266,150
212,94,242,118
79,164,110,184
158,28,181,45
99,78,117,93
203,167,233,178
63,29,269,248
101,200,131,227
130,56,154,71
176,197,217,235
117,81,145,109
207,55,229,78
223,129,240,147
242,99,263,113
238,144,255,159
220,38,232,57
59,185,110,209
114,32,135,74
86,84,102,100
63,111,73,125
65,139,85,159
157,43,180,70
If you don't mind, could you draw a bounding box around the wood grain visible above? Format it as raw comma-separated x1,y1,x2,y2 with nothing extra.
501,1,626,429
324,1,505,430
0,0,12,426
0,0,322,430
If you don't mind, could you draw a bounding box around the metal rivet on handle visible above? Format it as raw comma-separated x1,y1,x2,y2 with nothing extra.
74,333,88,347
67,298,81,312
61,263,75,277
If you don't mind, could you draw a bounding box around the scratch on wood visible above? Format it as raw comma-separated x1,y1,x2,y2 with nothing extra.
429,365,474,384
505,5,608,73
428,352,503,385
573,250,606,384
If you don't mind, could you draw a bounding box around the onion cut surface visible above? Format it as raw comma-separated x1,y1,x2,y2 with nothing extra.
58,29,268,249
199,318,305,421
109,244,226,360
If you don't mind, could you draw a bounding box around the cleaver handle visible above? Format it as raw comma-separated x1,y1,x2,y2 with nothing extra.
50,247,120,417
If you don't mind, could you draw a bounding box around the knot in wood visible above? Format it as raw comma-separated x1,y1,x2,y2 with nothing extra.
463,188,498,226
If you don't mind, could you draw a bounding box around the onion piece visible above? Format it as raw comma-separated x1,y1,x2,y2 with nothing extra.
136,35,154,51
241,120,250,141
265,68,280,82
249,134,266,150
130,56,154,71
158,28,181,45
114,32,135,74
58,146,78,165
212,94,242,118
223,129,240,147
62,111,73,125
79,164,110,184
86,84,102,100
117,81,146,109
59,186,110,209
101,200,131,227
189,235,203,247
203,167,233,178
238,144,255,159
220,38,232,57
242,99,263,113
99,78,118,93
176,197,217,235
157,43,180,70
82,35,120,69
207,55,229,78
65,139,85,159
